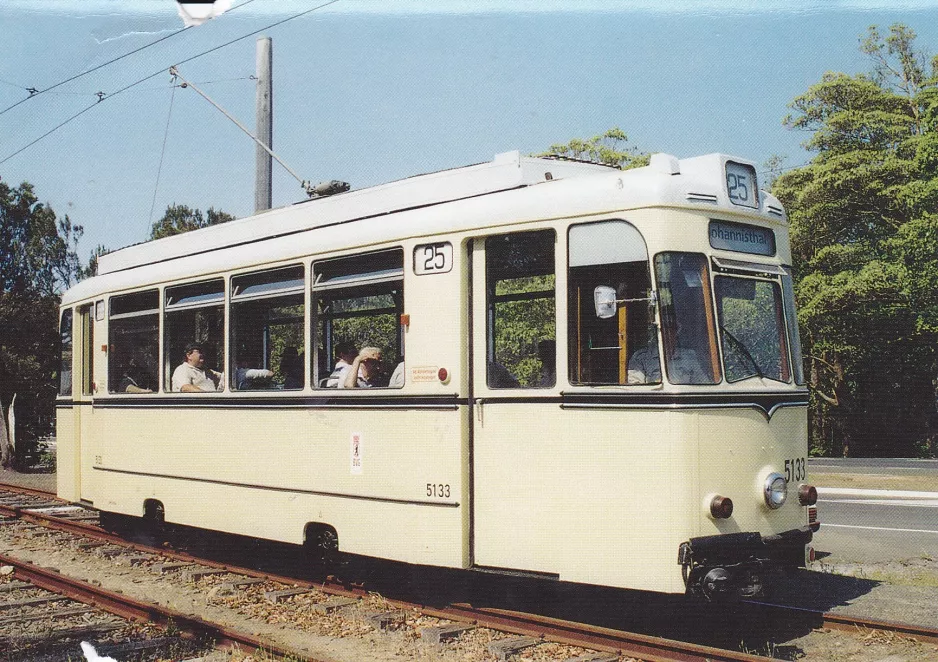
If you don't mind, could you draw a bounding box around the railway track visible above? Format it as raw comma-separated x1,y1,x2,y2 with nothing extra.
2,483,937,662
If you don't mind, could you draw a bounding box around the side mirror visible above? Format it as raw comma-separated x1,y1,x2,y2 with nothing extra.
594,286,617,319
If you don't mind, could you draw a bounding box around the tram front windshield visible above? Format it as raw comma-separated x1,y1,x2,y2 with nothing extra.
653,253,793,385
714,275,790,383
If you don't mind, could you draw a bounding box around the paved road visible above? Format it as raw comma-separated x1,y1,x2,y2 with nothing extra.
809,457,938,477
808,458,938,563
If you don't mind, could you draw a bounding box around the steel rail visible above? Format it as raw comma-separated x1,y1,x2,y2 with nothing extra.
0,552,329,662
4,486,936,660
0,482,58,500
745,600,938,646
0,496,773,662
422,603,774,662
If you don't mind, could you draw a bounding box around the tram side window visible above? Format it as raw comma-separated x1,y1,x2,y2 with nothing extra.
568,221,656,385
58,310,73,396
485,230,556,389
313,249,404,389
108,290,159,394
230,266,305,391
164,279,225,392
653,253,720,385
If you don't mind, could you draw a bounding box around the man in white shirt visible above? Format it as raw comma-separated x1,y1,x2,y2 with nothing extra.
628,340,708,385
172,343,222,392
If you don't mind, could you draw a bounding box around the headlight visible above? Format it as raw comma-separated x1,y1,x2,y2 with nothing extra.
763,472,788,509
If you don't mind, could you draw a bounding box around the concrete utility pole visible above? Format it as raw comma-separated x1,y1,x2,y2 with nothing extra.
255,37,273,213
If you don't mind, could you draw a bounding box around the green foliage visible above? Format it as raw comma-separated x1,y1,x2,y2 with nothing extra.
493,275,556,387
774,23,938,457
0,181,87,467
150,204,235,240
539,127,650,169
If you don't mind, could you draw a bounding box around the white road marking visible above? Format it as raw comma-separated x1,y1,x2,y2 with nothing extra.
819,498,938,507
821,523,938,535
817,487,938,499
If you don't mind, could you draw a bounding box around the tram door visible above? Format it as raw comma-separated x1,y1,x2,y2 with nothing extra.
75,303,96,503
470,230,560,571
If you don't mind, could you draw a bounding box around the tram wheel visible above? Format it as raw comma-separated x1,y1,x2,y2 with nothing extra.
304,524,339,569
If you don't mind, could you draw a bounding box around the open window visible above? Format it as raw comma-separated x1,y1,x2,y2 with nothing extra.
230,265,305,391
109,290,159,394
568,220,655,385
485,230,556,389
164,279,225,392
312,249,404,389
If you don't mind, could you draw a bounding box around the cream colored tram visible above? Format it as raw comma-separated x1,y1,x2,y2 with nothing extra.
56,150,817,599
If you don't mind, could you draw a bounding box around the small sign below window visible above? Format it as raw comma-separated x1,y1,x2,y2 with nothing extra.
414,242,453,275
709,220,776,257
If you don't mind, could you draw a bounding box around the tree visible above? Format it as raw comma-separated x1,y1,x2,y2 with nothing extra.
150,204,235,240
0,181,85,467
773,24,938,457
539,127,650,169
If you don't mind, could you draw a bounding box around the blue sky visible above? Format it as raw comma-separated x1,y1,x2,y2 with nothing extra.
1,1,937,258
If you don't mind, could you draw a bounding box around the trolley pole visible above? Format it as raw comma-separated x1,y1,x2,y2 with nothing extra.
255,37,273,213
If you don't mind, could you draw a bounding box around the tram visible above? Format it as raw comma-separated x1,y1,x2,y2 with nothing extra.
56,150,818,599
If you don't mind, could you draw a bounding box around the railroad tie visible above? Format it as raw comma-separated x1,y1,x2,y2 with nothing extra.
150,562,192,575
214,577,267,595
311,596,360,614
184,568,229,582
0,594,70,610
420,623,476,644
0,580,32,593
563,653,620,662
264,587,313,603
0,605,96,626
487,636,540,661
120,555,152,566
363,609,406,631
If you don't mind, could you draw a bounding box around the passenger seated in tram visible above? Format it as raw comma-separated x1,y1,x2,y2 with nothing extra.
388,360,405,388
171,342,223,392
234,350,274,390
536,339,556,387
119,356,155,394
340,346,385,388
324,341,358,387
627,325,706,385
280,346,304,389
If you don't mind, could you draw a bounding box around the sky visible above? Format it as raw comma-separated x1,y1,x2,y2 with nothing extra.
1,1,937,259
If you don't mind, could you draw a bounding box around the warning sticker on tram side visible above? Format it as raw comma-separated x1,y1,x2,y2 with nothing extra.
350,432,363,475
410,366,439,383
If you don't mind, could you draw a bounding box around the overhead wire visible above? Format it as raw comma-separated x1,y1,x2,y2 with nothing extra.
37,75,256,99
148,81,178,228
0,0,341,167
0,0,260,118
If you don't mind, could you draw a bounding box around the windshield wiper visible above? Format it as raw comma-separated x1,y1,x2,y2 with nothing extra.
720,325,764,379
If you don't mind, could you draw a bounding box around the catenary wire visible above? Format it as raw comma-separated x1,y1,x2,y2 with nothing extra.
0,0,341,167
0,0,259,118
148,81,178,228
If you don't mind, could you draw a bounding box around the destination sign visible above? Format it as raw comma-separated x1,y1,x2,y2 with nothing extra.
709,220,776,256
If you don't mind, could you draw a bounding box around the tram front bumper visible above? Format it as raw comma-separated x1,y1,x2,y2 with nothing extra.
678,527,813,600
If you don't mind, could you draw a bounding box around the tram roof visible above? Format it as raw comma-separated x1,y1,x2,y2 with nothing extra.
65,150,787,306
97,151,615,276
